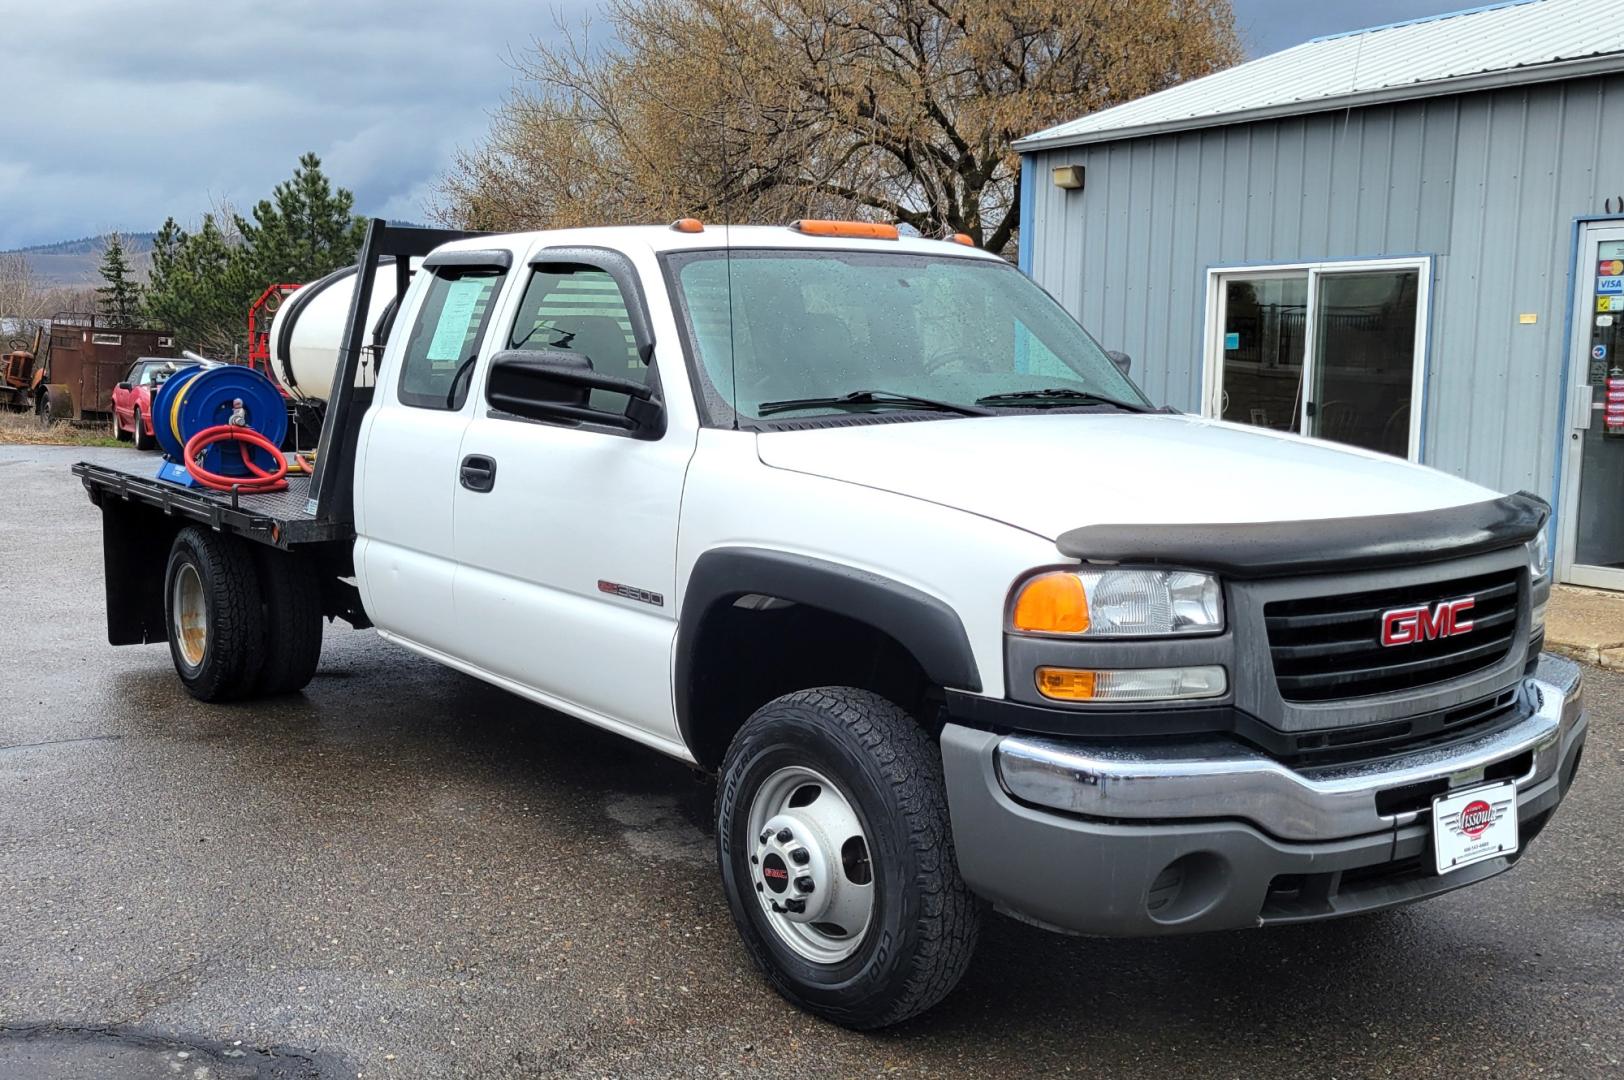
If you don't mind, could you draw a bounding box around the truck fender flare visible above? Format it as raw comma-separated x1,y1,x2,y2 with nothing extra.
674,547,982,750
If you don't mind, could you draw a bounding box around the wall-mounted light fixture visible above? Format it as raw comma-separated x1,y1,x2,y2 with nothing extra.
1052,165,1085,191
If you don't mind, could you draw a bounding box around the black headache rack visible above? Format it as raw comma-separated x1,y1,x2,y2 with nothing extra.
72,221,489,552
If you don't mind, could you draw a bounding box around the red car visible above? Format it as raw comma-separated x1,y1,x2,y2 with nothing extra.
111,358,180,451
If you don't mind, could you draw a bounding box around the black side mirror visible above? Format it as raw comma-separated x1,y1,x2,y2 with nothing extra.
486,349,664,437
115,381,132,391
1106,350,1132,376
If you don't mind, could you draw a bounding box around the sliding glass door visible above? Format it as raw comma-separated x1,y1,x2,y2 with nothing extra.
1205,259,1429,460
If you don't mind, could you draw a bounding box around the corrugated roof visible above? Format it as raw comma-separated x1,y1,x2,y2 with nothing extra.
1016,0,1624,151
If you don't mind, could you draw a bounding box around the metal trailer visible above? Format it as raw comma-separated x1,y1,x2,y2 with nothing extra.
40,314,179,424
72,222,480,654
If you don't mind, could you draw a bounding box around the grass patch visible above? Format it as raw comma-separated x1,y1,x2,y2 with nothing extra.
0,410,125,448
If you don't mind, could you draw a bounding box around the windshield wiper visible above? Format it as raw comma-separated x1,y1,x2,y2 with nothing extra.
974,387,1150,412
758,389,994,417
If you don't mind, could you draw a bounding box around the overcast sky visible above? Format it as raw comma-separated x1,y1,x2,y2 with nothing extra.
1,0,1472,251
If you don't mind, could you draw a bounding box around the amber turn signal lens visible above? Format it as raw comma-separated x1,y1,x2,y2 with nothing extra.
790,219,900,240
1035,667,1097,701
950,233,973,246
670,218,705,233
1012,572,1090,633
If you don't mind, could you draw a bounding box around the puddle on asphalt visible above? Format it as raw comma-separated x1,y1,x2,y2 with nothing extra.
0,1025,348,1080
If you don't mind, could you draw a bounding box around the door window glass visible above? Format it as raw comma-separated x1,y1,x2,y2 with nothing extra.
398,268,504,410
1218,275,1307,433
1308,269,1419,457
507,266,644,414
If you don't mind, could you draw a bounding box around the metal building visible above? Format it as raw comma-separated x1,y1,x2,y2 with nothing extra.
1015,0,1624,588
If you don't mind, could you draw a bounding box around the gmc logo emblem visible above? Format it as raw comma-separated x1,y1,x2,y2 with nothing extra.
1380,597,1475,647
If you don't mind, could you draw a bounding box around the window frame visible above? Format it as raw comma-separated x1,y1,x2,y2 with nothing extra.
483,245,665,440
395,264,509,412
1201,256,1432,462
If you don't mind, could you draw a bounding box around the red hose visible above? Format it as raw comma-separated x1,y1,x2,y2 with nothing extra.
183,424,289,493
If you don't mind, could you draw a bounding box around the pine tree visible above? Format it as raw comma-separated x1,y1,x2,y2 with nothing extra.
235,152,367,285
142,153,366,356
96,233,143,328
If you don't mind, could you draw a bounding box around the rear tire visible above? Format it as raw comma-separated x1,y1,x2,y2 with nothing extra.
133,407,155,451
251,548,323,695
716,687,981,1029
164,526,265,701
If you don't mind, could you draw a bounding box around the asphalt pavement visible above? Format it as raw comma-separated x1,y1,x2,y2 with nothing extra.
1,442,1620,1079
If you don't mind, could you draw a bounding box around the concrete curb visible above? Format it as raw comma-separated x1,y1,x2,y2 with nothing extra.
1546,584,1624,670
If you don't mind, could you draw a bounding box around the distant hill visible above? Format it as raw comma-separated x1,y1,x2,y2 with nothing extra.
1,232,158,286
7,232,158,256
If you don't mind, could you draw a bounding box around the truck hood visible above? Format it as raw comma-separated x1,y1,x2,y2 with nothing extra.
755,413,1499,540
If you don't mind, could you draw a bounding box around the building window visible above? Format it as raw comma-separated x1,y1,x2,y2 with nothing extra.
1202,258,1430,461
90,332,123,346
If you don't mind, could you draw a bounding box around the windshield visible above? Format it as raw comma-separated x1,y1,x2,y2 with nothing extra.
665,249,1149,422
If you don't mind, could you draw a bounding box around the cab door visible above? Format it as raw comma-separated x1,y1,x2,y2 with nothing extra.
451,247,695,749
355,254,509,654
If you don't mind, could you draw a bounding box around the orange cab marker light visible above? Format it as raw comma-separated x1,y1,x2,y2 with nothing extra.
1012,572,1090,634
670,218,705,233
949,233,974,246
790,219,899,240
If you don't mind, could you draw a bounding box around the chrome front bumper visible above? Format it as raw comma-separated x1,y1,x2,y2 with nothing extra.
939,655,1587,936
994,656,1584,842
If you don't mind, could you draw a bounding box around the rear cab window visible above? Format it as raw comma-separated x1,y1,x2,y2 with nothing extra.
397,268,506,410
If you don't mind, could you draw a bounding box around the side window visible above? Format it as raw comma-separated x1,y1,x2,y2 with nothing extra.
505,265,644,415
397,268,504,410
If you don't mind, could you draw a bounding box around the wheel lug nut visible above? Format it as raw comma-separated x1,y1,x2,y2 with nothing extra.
759,829,773,844
785,898,807,914
756,882,764,892
795,876,815,893
789,848,809,865
750,855,758,864
776,828,793,843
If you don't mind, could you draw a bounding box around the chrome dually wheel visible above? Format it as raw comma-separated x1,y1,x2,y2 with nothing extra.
747,765,874,964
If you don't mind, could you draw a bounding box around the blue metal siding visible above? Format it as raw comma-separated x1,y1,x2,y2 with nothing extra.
1023,73,1624,505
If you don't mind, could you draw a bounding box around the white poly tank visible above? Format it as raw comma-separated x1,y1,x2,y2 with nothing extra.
266,261,403,401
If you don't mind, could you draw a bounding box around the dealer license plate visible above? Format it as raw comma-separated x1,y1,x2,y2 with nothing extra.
1432,780,1519,875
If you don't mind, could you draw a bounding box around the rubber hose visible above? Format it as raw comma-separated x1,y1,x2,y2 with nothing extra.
183,425,290,493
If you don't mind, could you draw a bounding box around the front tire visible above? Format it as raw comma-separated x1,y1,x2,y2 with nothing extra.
133,406,156,451
112,408,131,442
164,526,265,701
717,687,981,1029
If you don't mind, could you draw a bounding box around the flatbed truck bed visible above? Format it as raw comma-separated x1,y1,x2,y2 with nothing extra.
72,461,342,549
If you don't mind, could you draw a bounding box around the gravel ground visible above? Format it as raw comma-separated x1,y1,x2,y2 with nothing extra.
1,443,1620,1079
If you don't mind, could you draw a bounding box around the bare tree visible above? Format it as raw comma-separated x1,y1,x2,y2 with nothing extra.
0,253,46,326
438,0,1242,253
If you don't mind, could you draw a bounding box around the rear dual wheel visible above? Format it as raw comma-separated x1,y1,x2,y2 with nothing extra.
717,687,982,1029
164,527,323,701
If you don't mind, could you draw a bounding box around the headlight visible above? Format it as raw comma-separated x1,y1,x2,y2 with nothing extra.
1011,568,1223,637
1527,525,1551,582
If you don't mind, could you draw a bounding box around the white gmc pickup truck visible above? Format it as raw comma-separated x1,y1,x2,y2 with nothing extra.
76,220,1588,1029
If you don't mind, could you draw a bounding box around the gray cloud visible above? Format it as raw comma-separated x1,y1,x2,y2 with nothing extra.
1,0,1469,250
0,0,596,249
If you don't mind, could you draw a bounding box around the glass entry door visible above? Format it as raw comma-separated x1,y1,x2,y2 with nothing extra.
1207,259,1428,460
1561,225,1624,588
